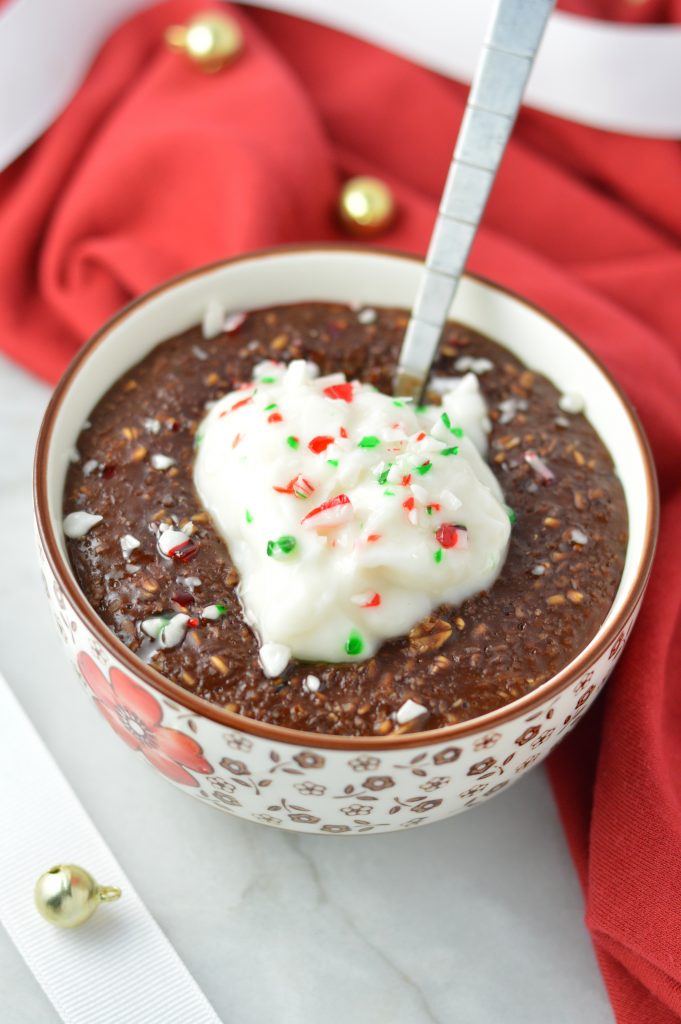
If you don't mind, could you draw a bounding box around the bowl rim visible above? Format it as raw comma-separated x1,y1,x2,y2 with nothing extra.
34,243,659,751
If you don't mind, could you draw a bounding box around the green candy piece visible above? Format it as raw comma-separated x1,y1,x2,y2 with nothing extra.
266,535,297,558
286,436,299,449
415,462,432,476
506,506,517,525
245,510,253,523
358,436,381,448
434,549,443,564
377,463,393,486
345,630,364,656
440,446,459,456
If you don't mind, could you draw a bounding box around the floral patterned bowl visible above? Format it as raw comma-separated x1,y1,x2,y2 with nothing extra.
34,246,658,834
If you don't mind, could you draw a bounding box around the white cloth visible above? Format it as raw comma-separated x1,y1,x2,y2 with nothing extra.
0,672,223,1024
0,0,680,172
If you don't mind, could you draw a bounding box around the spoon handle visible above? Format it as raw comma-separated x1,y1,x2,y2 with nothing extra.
395,0,556,398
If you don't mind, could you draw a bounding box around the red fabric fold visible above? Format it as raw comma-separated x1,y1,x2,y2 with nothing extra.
1,4,680,1019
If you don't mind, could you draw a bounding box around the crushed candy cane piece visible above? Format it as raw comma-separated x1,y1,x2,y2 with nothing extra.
151,453,175,471
120,534,140,558
202,603,226,620
351,591,381,608
260,642,291,678
571,528,589,545
455,356,494,375
303,674,321,693
395,699,428,724
141,616,169,639
436,523,469,549
158,613,190,648
524,449,556,485
224,311,246,333
301,494,353,530
202,299,225,339
63,511,102,539
558,392,584,415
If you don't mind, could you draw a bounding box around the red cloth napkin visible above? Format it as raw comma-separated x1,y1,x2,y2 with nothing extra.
2,3,680,1018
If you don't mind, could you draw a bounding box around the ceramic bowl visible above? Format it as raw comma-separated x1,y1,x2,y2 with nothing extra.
34,246,658,834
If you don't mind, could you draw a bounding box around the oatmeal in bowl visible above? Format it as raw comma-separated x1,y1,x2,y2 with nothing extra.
34,247,657,833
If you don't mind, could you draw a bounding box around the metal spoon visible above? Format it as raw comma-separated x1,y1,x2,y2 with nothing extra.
394,0,556,400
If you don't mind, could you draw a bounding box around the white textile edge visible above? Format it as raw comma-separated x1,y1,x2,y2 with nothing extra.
0,671,223,1024
1,0,681,172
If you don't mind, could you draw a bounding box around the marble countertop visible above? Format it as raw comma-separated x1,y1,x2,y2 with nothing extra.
0,352,613,1024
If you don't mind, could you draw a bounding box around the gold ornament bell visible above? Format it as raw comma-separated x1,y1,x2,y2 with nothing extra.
34,864,121,929
165,12,243,73
338,176,396,237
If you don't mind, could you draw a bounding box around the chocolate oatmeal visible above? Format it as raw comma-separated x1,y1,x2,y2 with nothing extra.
63,303,628,736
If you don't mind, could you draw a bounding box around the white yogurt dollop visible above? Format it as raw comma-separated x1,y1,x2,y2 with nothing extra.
194,361,510,665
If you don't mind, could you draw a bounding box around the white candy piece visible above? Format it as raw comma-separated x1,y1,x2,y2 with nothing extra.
303,675,321,693
259,642,291,678
357,308,377,325
63,511,102,539
558,392,585,415
194,361,510,664
395,699,428,724
141,616,169,639
120,534,140,558
202,604,225,620
157,528,192,558
143,418,161,434
454,356,494,375
158,613,190,649
571,528,589,545
202,299,226,339
82,459,99,476
151,453,175,471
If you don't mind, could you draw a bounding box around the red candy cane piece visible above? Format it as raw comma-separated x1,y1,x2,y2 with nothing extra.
324,384,353,403
268,412,283,423
435,524,469,549
301,493,353,530
308,435,335,454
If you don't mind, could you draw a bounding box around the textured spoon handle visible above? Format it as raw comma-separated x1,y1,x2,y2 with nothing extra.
395,0,556,398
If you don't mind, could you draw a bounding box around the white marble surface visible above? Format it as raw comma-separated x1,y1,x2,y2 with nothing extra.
0,352,613,1024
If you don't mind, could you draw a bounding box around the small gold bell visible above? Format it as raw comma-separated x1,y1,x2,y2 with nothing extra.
34,865,121,929
165,12,243,73
338,176,396,237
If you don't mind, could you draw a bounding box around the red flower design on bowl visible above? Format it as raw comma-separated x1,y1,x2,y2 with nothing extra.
76,652,212,786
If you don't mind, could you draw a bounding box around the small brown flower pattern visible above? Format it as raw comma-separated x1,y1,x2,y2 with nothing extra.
221,758,250,775
467,757,497,776
342,804,373,816
419,776,450,792
515,726,541,746
474,733,501,751
295,781,326,797
294,752,325,769
348,755,380,772
433,747,461,765
363,775,395,791
224,732,253,752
